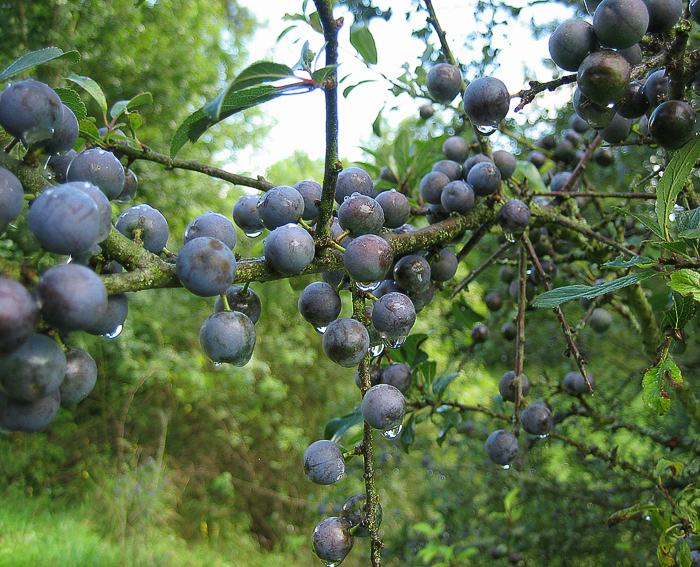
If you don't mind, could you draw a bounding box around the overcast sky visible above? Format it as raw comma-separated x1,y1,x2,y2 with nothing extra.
232,0,576,178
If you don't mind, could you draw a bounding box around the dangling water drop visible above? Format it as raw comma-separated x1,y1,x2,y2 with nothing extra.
385,336,406,349
382,424,402,439
102,324,123,340
370,343,385,358
356,281,380,292
538,433,549,440
501,464,511,470
324,562,339,567
475,123,497,136
213,362,223,368
244,229,263,238
503,231,516,243
315,326,327,335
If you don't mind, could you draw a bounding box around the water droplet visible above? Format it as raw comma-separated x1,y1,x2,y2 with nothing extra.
244,229,263,238
66,256,73,264
213,362,223,368
538,433,549,439
382,424,402,439
356,281,380,292
370,343,385,357
315,326,327,335
644,515,651,522
503,231,516,243
501,464,511,470
324,562,339,567
384,336,406,349
102,324,123,339
474,123,497,136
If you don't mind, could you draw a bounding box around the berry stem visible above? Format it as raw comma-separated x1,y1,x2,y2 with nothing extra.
512,243,527,423
219,293,231,312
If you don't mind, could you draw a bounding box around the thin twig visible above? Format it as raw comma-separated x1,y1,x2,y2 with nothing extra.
513,243,527,419
112,143,273,191
451,240,514,297
513,74,577,112
523,235,592,390
456,221,493,261
538,191,655,200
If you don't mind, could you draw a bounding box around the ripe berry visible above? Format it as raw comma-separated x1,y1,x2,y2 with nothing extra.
648,100,696,150
520,403,553,435
441,180,475,214
60,348,98,405
485,429,519,465
115,204,169,254
577,51,631,106
372,292,416,339
214,285,262,324
563,371,596,394
199,311,256,365
322,318,370,367
548,19,597,72
375,189,410,228
37,264,108,331
294,179,322,221
335,166,374,204
0,334,66,402
338,193,384,236
0,167,24,234
344,234,393,283
303,439,345,485
0,79,63,147
467,161,501,196
419,171,450,204
427,63,462,104
499,371,530,402
393,255,431,294
311,517,354,563
381,363,412,393
498,199,531,234
493,150,517,180
264,224,315,275
429,248,458,282
177,237,236,297
463,77,510,127
67,148,126,200
442,136,469,162
233,194,264,236
256,185,304,230
593,0,649,49
361,383,406,430
298,282,342,328
432,160,463,181
184,212,237,250
341,493,382,537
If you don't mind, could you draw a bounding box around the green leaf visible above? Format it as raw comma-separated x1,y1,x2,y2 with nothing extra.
311,65,337,84
418,360,437,388
669,269,700,302
0,47,80,82
66,74,107,114
350,24,378,65
171,84,282,157
663,293,697,330
399,412,416,453
342,79,375,98
109,92,153,120
656,458,684,478
602,255,655,269
432,371,459,399
607,502,658,527
673,206,700,234
513,160,546,193
615,206,663,240
308,11,323,33
393,129,411,174
532,271,657,308
642,356,683,416
656,136,700,241
392,333,429,366
53,87,87,120
371,106,383,137
679,228,700,240
324,407,362,442
204,61,294,121
78,119,101,143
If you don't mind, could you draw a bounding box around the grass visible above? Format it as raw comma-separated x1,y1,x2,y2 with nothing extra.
0,490,308,567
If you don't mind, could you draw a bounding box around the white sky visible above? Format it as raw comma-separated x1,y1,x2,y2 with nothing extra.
232,0,576,178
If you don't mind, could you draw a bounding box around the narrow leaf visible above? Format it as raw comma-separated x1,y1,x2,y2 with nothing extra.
324,408,362,442
311,65,337,84
204,61,294,121
0,48,80,82
602,255,655,269
663,294,697,330
53,87,87,120
343,79,376,98
615,206,663,240
350,24,378,65
171,84,281,157
66,74,107,114
532,271,657,308
656,137,700,241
